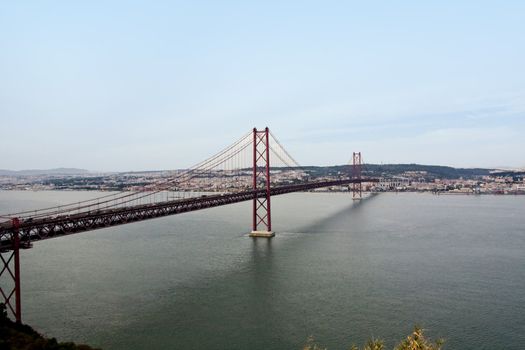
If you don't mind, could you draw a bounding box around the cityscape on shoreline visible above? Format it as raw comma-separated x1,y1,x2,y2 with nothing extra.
1,164,523,195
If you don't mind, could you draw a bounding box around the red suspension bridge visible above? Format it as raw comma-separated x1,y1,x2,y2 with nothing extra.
0,127,377,322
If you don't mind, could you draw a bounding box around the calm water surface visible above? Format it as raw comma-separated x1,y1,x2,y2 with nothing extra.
1,191,524,349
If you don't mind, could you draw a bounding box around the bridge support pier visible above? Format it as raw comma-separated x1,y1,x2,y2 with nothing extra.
0,218,22,323
249,230,275,238
250,127,274,238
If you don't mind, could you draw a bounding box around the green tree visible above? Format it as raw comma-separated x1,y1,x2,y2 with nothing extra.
394,326,444,350
348,338,385,350
303,326,443,350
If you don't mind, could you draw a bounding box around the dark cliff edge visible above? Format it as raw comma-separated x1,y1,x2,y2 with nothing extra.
0,304,100,350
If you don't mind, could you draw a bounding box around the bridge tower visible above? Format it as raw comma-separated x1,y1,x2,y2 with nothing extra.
250,127,274,237
352,152,362,200
0,218,22,323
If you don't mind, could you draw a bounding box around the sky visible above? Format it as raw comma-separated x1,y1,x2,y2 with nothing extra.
1,1,524,171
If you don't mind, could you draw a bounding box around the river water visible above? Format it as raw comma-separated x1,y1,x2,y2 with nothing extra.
1,191,524,349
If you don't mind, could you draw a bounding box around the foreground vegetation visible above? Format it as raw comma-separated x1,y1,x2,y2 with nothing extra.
2,303,442,350
0,304,100,350
303,327,444,350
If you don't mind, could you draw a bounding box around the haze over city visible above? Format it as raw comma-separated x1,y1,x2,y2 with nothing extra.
1,1,524,171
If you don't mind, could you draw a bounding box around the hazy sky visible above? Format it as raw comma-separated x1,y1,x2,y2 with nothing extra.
1,1,524,171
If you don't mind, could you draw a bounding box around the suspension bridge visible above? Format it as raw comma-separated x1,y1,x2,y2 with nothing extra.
0,127,377,322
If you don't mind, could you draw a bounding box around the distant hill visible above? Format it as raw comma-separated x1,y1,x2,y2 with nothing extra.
490,170,525,178
296,163,494,180
365,163,493,179
0,168,90,176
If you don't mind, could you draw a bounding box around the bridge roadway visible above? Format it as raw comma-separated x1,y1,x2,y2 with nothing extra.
0,178,376,251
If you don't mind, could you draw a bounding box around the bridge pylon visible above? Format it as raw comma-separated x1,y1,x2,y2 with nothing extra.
0,218,22,323
352,152,362,200
250,127,274,238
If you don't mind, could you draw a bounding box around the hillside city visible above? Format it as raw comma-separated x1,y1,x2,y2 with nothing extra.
1,165,524,195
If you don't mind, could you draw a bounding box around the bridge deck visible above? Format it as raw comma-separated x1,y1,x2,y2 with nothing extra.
0,178,376,251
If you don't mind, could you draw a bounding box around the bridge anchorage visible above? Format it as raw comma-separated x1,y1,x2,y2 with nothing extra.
0,126,377,322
